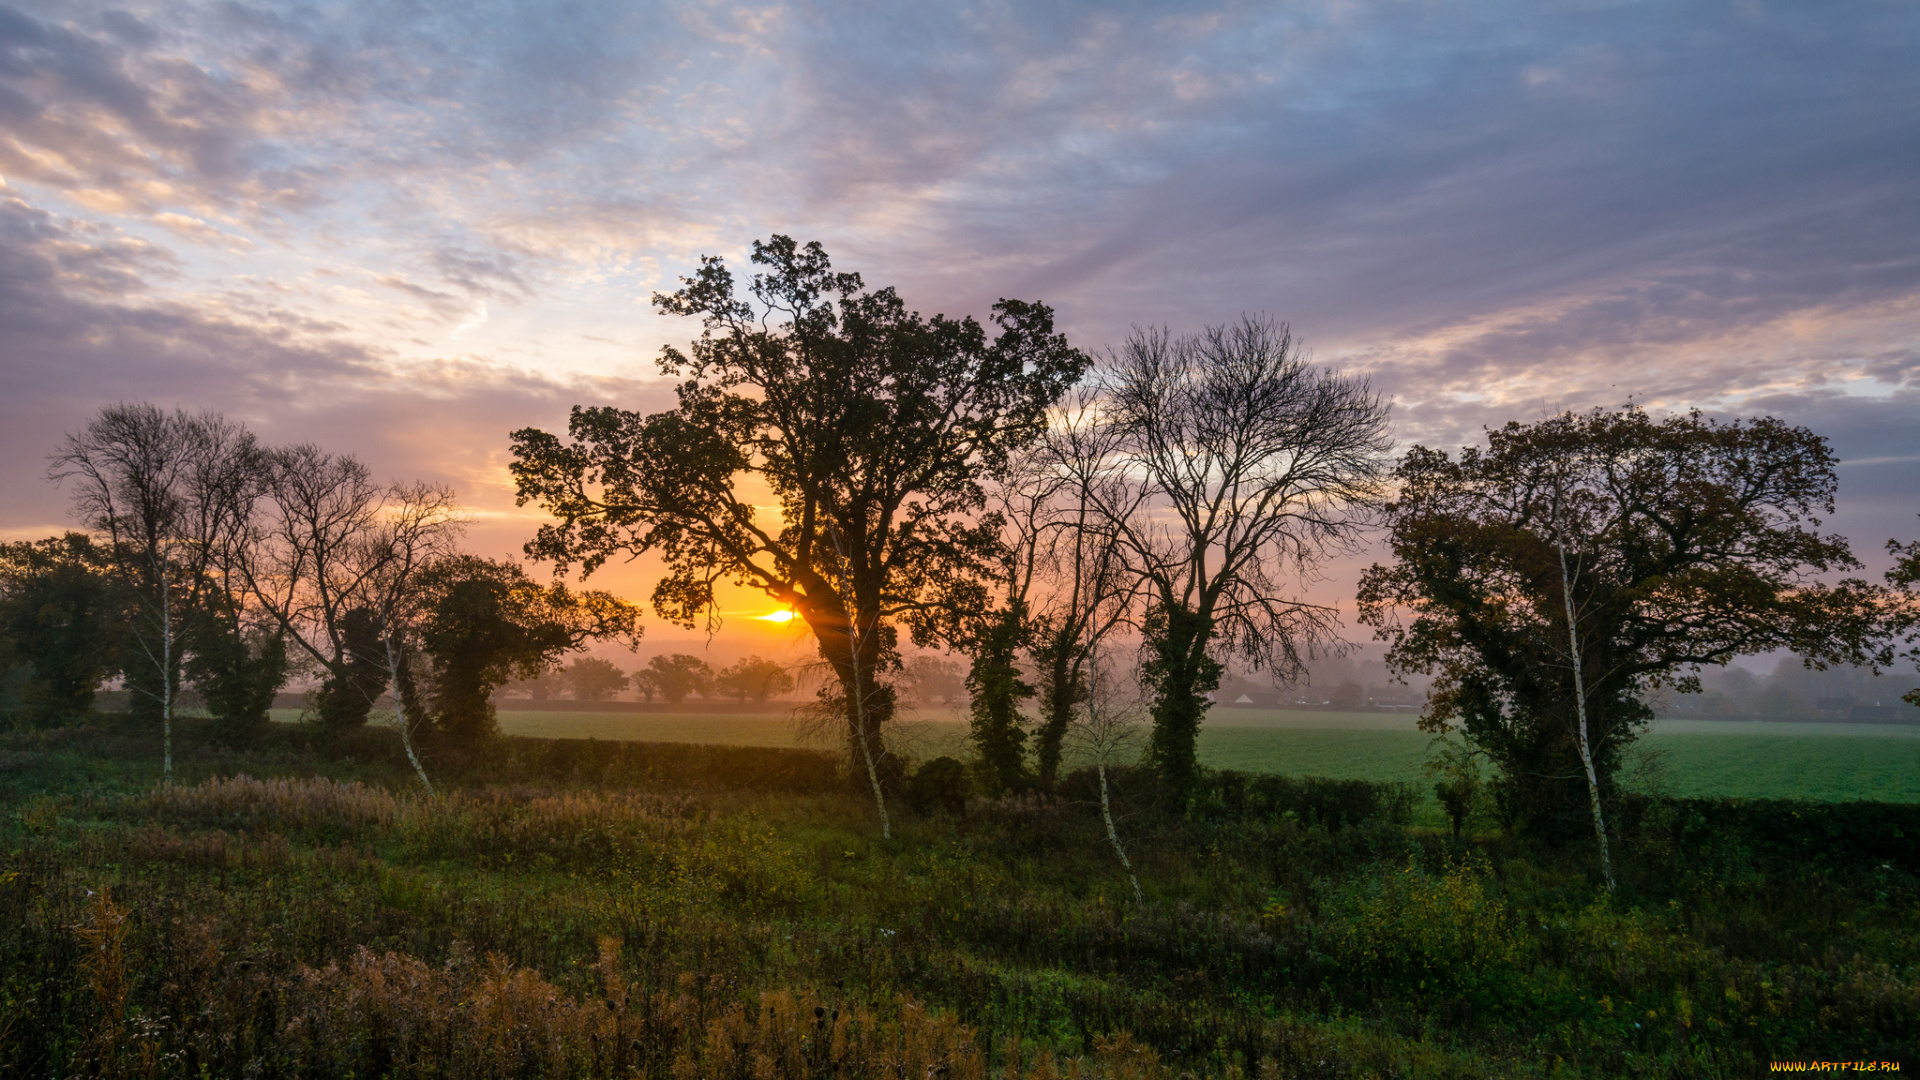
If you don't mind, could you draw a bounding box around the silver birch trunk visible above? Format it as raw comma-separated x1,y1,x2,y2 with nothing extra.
1558,542,1616,892
848,651,891,840
160,567,173,785
1098,761,1143,903
383,632,435,796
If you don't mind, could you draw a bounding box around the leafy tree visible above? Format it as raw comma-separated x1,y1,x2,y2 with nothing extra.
309,606,390,730
1358,407,1889,843
0,534,124,726
713,655,794,703
1891,519,1920,708
902,654,965,704
182,604,286,745
1097,318,1391,799
631,669,661,703
511,236,1087,834
50,405,261,780
414,556,641,745
561,657,630,701
961,603,1032,794
640,654,713,705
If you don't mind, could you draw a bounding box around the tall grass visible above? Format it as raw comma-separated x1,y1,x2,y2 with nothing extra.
1,724,1915,1078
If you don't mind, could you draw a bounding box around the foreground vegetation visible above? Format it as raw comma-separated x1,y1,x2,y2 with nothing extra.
2,716,1914,1078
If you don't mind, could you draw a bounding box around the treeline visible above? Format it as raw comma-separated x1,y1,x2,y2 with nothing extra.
1,405,641,791
8,237,1920,893
505,653,798,704
507,236,1920,887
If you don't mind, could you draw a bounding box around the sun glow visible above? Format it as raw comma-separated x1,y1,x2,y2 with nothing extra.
755,609,799,623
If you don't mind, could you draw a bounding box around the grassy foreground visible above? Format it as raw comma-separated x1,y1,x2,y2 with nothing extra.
2,716,1916,1078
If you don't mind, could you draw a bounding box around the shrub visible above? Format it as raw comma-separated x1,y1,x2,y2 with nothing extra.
908,757,970,816
1337,856,1525,1006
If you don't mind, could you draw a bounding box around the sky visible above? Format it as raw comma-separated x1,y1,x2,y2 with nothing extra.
2,0,1916,662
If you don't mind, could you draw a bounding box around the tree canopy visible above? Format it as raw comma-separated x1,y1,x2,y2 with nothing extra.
511,236,1088,828
1358,406,1889,835
414,556,642,745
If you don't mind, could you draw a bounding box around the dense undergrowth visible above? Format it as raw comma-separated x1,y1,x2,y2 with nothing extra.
0,716,1914,1078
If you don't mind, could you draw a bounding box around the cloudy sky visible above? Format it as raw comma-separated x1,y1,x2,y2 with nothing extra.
2,0,1915,650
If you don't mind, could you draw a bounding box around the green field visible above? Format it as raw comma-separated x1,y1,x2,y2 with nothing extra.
377,706,1920,804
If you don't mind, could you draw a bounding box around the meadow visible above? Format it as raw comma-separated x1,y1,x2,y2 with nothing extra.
3,712,1914,1079
453,707,1920,805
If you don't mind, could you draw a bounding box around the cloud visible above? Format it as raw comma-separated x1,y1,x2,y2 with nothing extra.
0,0,1913,617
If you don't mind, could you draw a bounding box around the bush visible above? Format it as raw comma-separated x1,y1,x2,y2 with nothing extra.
907,757,970,816
1199,772,1415,830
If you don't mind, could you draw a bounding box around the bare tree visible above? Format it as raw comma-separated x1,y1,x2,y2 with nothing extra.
243,446,464,737
351,481,468,794
1100,318,1392,797
1027,388,1144,789
50,405,262,782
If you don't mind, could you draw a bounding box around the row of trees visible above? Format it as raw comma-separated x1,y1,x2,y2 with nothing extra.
512,237,1920,880
508,653,797,704
509,238,1396,839
1,406,641,789
14,237,1917,894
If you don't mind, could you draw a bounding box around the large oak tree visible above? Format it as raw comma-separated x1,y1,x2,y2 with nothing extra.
1358,407,1888,841
511,237,1087,832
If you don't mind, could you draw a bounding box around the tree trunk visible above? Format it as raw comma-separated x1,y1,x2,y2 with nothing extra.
811,598,893,839
1031,622,1082,789
1559,543,1616,893
384,632,435,796
1143,602,1222,802
160,567,173,786
1098,762,1143,903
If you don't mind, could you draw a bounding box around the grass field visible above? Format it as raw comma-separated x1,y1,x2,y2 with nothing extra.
13,712,1916,1076
324,705,1920,804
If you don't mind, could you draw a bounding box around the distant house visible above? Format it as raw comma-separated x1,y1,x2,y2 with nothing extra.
1816,696,1854,718
1849,703,1899,722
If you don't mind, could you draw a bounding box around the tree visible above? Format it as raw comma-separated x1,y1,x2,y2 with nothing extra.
1098,318,1391,799
182,604,287,745
1330,680,1364,708
352,481,468,792
631,669,661,703
242,447,456,735
1358,407,1889,845
961,603,1032,794
511,236,1088,833
413,556,642,745
1890,518,1920,708
1026,390,1139,790
713,656,794,703
50,405,262,781
561,657,630,701
640,654,713,705
1070,640,1146,904
902,654,965,705
0,534,124,726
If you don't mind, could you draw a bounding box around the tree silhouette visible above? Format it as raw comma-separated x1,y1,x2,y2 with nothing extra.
1360,407,1890,840
511,237,1086,828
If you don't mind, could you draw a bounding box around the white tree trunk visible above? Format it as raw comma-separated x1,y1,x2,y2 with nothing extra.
848,657,891,840
1098,761,1143,903
160,567,173,785
384,632,435,796
1559,543,1616,893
